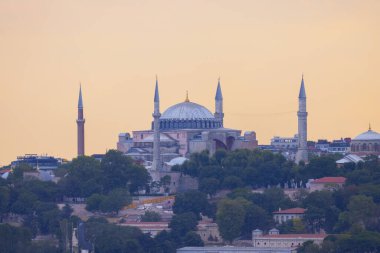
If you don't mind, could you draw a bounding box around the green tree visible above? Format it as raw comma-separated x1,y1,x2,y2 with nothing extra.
141,211,162,222
216,198,246,244
173,190,210,218
59,156,101,197
100,188,132,214
199,177,220,197
86,193,106,211
160,175,171,193
183,231,204,246
347,195,378,230
100,150,150,193
0,224,32,253
169,212,198,237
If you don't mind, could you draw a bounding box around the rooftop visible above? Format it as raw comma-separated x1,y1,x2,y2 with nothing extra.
273,208,306,214
311,177,346,184
256,233,326,239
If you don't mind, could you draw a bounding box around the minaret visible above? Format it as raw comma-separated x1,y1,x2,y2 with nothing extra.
295,75,308,164
215,78,224,127
152,77,161,171
77,85,85,156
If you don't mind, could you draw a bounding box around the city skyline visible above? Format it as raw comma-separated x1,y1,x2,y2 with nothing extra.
1,1,379,165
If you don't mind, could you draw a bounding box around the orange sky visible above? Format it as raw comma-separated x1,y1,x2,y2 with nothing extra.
0,0,379,165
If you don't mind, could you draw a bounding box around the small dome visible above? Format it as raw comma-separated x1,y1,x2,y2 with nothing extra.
353,130,380,141
161,101,214,120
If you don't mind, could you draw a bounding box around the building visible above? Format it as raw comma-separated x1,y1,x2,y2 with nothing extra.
177,247,295,253
10,154,63,170
336,154,364,167
308,177,346,192
270,135,298,150
252,229,325,249
197,221,222,243
295,75,308,164
327,139,351,154
273,208,306,224
315,140,329,152
350,126,380,156
117,78,258,167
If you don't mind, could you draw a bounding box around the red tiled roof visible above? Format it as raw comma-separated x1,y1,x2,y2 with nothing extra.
257,234,327,239
273,208,306,214
312,177,346,184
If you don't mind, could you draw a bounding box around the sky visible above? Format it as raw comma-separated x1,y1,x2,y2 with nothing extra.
0,0,379,165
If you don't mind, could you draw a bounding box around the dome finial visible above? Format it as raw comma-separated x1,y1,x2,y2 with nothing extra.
185,90,190,102
369,123,372,131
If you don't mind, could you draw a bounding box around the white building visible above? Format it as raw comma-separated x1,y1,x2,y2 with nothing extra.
273,208,306,224
270,135,298,150
252,229,325,249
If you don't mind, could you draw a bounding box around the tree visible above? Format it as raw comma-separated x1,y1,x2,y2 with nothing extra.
86,193,106,211
173,190,210,218
199,177,219,197
183,231,204,246
237,198,273,236
100,150,150,193
59,156,101,197
216,198,246,244
347,195,378,230
141,211,161,222
99,188,132,214
169,212,198,237
0,224,32,253
160,175,171,193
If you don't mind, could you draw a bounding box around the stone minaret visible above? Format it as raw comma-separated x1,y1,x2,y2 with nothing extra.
77,85,85,156
214,78,224,127
295,75,308,164
152,77,161,171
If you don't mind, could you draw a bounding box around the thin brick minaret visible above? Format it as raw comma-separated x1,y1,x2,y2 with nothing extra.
295,75,308,164
214,78,224,127
152,77,161,171
77,85,85,156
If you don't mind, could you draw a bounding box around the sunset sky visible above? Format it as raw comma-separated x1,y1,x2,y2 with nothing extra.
0,0,379,165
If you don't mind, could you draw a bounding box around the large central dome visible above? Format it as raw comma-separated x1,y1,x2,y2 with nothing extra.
156,101,221,130
161,101,215,120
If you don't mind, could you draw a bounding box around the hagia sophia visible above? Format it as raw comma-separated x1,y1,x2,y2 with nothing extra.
116,79,258,169
75,75,380,172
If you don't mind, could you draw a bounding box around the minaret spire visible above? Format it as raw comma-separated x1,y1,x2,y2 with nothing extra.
295,75,308,164
77,84,85,156
152,77,161,171
214,77,224,127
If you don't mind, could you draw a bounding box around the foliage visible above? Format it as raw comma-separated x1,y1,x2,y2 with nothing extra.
141,211,162,222
169,212,198,237
173,190,210,219
86,188,132,214
216,198,246,243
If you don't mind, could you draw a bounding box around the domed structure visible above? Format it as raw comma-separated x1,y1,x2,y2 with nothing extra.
117,78,258,169
351,127,380,156
161,101,215,120
157,100,222,130
353,129,380,141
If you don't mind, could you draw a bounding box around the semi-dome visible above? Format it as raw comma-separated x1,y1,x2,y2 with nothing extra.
353,129,380,141
161,101,214,120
